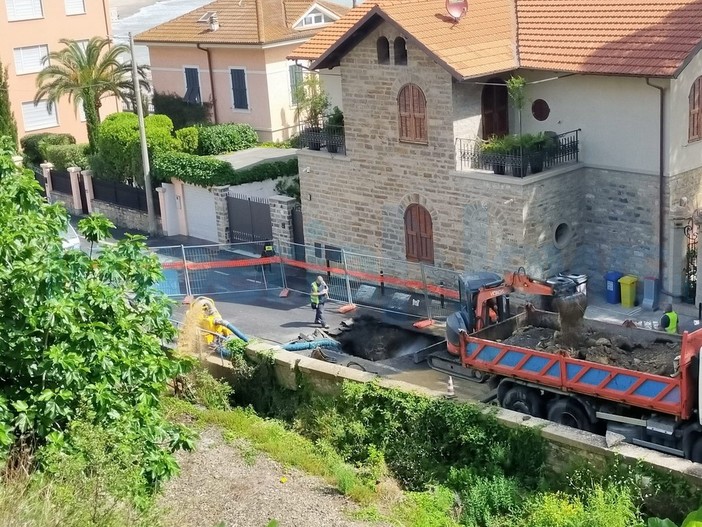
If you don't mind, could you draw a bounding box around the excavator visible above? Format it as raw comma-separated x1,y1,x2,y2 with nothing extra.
426,267,587,382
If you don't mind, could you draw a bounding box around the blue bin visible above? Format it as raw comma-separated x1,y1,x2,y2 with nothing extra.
605,271,624,304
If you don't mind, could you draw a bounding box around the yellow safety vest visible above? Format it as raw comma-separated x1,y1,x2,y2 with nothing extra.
666,311,678,334
311,282,320,306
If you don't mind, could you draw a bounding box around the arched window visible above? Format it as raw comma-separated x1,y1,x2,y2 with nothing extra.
398,84,427,144
377,37,390,64
404,204,434,263
690,76,702,142
394,37,407,65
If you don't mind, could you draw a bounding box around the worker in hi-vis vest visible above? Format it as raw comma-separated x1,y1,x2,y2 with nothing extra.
660,304,679,334
310,275,329,329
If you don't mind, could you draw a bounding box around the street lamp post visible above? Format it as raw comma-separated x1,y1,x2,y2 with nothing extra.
129,32,158,235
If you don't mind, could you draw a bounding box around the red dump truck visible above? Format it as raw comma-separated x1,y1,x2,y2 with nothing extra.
436,290,702,462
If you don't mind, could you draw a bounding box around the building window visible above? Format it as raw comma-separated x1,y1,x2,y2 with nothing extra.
289,64,303,105
230,68,249,110
13,44,48,74
689,76,702,142
398,84,427,144
301,10,329,27
64,0,84,15
76,39,89,52
404,203,434,263
394,37,407,65
5,0,43,21
184,67,201,104
22,100,58,131
531,98,550,121
377,37,390,64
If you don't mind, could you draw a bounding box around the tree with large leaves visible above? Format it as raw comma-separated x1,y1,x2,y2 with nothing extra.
0,61,18,147
34,37,149,153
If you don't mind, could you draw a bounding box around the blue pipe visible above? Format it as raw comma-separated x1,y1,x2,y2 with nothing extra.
282,339,342,352
222,321,249,343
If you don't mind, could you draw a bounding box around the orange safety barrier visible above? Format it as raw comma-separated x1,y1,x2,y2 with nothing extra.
159,254,461,300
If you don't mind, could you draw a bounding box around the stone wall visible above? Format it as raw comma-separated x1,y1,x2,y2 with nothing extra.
203,342,702,491
50,191,79,216
91,200,156,234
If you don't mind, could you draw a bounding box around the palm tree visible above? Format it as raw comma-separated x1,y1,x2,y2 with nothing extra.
34,37,149,152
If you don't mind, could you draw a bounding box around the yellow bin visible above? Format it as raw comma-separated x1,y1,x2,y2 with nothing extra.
618,275,638,308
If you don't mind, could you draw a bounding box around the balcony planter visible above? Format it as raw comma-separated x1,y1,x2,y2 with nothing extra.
481,135,512,175
325,106,344,154
305,126,323,151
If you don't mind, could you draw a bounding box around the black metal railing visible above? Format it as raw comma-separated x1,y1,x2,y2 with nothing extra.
92,179,161,216
455,129,581,177
297,119,346,155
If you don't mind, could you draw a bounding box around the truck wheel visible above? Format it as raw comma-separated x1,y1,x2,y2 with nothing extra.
691,436,702,463
501,386,544,418
547,398,593,432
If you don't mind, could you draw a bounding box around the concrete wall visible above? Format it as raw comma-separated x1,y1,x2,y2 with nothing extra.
202,341,702,491
50,191,80,216
1,0,120,141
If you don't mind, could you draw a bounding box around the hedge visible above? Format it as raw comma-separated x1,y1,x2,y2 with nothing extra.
20,133,75,165
152,151,298,187
196,123,258,155
152,91,212,129
175,126,198,154
45,143,89,171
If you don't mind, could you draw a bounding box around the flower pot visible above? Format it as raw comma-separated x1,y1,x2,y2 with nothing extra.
305,127,322,150
530,151,544,173
492,163,506,175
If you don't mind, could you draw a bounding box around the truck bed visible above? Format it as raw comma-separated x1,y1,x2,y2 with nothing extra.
464,309,687,417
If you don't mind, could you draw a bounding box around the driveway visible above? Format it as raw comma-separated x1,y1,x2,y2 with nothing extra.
216,147,297,170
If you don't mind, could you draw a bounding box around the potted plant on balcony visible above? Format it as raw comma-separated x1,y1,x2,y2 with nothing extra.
325,106,344,154
481,135,512,175
525,132,557,174
294,75,330,151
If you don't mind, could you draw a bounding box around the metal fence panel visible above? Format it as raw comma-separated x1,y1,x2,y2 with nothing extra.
150,245,189,297
50,170,72,194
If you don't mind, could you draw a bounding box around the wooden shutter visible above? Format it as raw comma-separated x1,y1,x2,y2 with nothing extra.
404,204,434,263
398,84,427,144
690,77,702,142
231,69,248,110
184,68,201,104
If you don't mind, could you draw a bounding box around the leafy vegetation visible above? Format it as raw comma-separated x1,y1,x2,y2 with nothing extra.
34,37,149,152
175,126,199,154
196,123,258,155
44,143,89,171
0,61,17,148
152,151,298,188
20,132,76,166
152,92,212,129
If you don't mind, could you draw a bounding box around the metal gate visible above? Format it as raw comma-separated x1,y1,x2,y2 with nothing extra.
227,193,273,243
77,173,89,214
684,218,698,303
291,203,305,261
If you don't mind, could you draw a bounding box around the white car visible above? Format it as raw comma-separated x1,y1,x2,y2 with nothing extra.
62,223,81,251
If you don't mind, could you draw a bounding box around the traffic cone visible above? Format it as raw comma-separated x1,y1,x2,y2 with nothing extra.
447,376,455,397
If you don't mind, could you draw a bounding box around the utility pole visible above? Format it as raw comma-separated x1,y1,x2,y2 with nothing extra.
129,32,158,235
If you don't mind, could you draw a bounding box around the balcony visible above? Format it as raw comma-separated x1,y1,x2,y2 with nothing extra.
297,120,346,155
455,129,580,177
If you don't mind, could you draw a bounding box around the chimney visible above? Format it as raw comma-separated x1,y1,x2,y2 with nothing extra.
209,13,219,31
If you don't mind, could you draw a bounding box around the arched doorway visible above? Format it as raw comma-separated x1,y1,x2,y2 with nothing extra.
481,78,508,138
404,203,434,263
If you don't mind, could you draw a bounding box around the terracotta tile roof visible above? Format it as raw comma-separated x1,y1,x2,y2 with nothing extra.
135,0,349,46
291,0,518,79
517,0,702,77
291,0,702,78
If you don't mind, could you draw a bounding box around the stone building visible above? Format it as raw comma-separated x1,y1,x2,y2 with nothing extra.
289,0,702,302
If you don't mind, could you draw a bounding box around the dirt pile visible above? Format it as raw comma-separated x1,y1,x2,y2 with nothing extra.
502,326,679,376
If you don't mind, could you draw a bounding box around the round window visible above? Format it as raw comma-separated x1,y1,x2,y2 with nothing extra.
553,222,572,249
532,99,550,121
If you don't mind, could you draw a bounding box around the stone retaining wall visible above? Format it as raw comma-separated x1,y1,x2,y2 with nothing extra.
91,199,155,234
203,343,702,489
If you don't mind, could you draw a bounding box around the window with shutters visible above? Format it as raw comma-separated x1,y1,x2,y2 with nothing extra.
13,44,48,74
5,0,43,21
230,68,249,110
690,77,702,142
22,100,58,131
404,204,434,263
64,0,85,15
394,37,407,65
183,67,201,104
398,84,427,144
289,64,303,105
377,37,389,64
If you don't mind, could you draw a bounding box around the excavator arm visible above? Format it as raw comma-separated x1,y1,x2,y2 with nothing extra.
502,270,555,296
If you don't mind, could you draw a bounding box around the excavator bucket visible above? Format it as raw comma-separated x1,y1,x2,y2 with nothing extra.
552,291,588,325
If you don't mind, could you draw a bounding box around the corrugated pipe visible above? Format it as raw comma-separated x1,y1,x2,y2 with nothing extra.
221,321,249,343
282,339,342,352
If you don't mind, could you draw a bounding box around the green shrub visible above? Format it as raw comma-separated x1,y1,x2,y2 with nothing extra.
175,126,198,154
93,112,178,184
44,143,89,171
152,150,235,185
20,133,75,165
196,123,258,155
152,91,211,129
274,175,300,201
450,471,523,527
152,151,297,187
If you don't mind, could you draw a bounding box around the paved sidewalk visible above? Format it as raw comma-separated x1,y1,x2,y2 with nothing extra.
216,147,297,170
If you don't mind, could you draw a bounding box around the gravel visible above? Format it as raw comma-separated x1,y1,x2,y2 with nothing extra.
158,428,386,527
